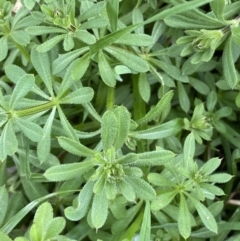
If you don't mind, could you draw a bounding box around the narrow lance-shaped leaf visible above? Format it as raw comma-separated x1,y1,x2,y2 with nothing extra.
138,73,151,103
26,26,67,35
74,30,96,45
186,193,218,233
148,173,176,187
0,36,8,62
37,107,56,163
71,53,91,80
98,50,116,87
59,87,94,104
139,201,151,241
16,118,43,142
57,106,78,141
0,186,8,226
101,110,118,151
58,136,97,157
65,180,94,221
0,121,18,159
5,64,26,84
137,90,174,125
10,30,30,46
33,202,53,241
10,74,35,108
199,157,221,176
118,179,136,202
116,34,155,46
106,0,118,32
125,177,156,200
31,47,53,95
36,34,66,52
137,150,175,166
183,133,195,169
43,217,66,240
91,191,108,229
132,118,183,139
104,46,149,73
113,106,131,150
210,0,225,21
222,36,238,89
44,161,94,181
79,17,108,30
151,190,178,211
178,82,190,113
178,193,191,239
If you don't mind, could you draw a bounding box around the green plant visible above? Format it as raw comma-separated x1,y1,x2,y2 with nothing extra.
0,0,240,240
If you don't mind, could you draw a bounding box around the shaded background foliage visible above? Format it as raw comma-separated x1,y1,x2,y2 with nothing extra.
0,0,240,240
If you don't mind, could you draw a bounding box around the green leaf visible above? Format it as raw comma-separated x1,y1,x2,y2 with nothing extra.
0,37,8,62
148,173,175,187
16,118,43,142
164,7,223,29
31,47,53,95
104,46,149,73
91,191,108,229
0,186,8,226
106,0,118,32
137,150,175,166
132,118,183,139
10,30,30,46
79,17,108,29
65,180,94,221
139,201,151,241
71,53,91,80
113,106,131,150
98,50,116,87
44,161,94,181
0,121,18,159
206,91,217,111
23,0,35,9
57,106,78,141
63,34,74,51
52,48,88,75
5,64,26,84
105,181,117,200
187,194,218,233
132,8,144,34
101,110,118,151
58,137,96,157
33,202,53,241
10,74,35,108
199,157,221,175
178,194,191,239
116,34,155,46
59,87,94,104
90,24,139,55
37,107,56,163
0,231,12,241
118,179,136,202
43,217,66,240
210,0,225,21
26,26,67,35
125,177,156,200
36,34,66,52
151,190,178,210
183,133,195,169
222,36,238,89
208,173,233,183
178,82,190,112
78,2,106,22
137,91,174,125
232,26,240,46
74,30,96,45
138,73,150,103
200,183,225,196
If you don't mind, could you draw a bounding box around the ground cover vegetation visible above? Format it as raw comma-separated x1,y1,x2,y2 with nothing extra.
0,0,240,240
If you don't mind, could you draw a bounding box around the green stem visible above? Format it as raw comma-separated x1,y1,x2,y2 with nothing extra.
106,86,115,110
14,100,57,117
3,24,31,62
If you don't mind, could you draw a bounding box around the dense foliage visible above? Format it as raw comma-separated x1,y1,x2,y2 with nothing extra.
0,0,240,240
